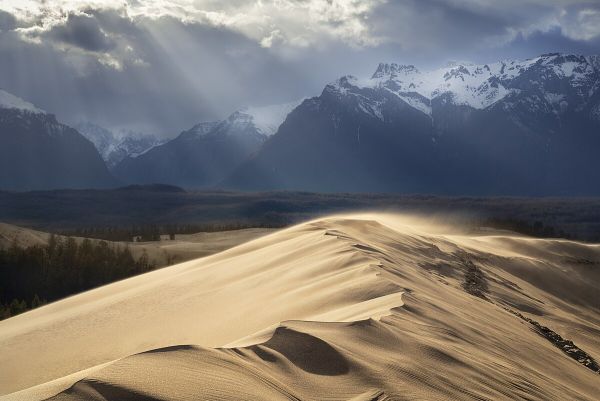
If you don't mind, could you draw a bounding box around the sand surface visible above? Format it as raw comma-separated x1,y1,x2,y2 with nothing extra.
0,223,51,248
1,214,599,400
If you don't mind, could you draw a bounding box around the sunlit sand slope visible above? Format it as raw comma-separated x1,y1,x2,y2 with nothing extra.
1,214,599,400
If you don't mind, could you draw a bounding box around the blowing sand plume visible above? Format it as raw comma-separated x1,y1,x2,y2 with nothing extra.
1,214,599,400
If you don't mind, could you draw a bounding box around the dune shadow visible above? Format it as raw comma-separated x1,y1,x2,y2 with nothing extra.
262,327,350,376
139,344,196,354
251,345,278,362
48,379,165,401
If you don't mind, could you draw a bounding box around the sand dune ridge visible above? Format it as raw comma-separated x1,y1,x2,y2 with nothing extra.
1,214,599,400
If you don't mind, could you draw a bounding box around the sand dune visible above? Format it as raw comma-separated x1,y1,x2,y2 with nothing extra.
1,214,599,400
0,223,51,249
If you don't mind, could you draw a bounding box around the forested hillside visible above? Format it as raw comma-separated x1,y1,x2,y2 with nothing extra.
0,235,152,320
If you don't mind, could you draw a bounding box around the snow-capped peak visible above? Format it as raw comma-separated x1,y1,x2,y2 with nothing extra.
372,63,420,79
186,121,220,137
445,60,475,68
329,53,600,117
243,99,304,136
183,99,305,140
0,89,45,114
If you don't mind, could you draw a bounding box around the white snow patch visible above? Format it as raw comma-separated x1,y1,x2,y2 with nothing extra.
396,93,432,115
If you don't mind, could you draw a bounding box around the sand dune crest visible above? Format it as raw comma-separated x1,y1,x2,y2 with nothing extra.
1,214,599,400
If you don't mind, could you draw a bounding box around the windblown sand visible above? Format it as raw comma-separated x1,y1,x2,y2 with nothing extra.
1,214,599,400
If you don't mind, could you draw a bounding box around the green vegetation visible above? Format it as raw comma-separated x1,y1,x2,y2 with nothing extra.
481,218,569,239
0,235,153,320
61,222,286,242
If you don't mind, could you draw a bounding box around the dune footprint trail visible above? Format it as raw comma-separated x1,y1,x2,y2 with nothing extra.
1,214,599,400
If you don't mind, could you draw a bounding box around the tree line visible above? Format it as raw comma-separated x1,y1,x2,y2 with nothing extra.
60,221,287,242
481,218,569,239
0,235,153,320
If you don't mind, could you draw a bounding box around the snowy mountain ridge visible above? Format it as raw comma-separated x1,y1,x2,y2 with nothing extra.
225,52,600,195
186,100,305,139
75,122,166,169
327,53,600,117
185,121,220,137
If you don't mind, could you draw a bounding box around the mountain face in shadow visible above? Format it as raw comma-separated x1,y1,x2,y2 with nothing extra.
0,94,116,191
225,54,600,195
113,114,266,189
113,101,301,189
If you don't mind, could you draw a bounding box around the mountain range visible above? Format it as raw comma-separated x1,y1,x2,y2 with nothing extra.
1,53,599,194
113,101,301,188
226,53,600,195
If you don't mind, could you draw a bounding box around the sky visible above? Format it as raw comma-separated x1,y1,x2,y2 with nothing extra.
1,0,600,136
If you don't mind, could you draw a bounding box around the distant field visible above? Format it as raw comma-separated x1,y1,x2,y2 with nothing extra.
1,186,600,241
0,222,276,266
0,221,276,320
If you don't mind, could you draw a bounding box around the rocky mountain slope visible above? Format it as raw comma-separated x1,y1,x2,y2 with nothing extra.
114,101,301,188
0,90,116,191
226,53,600,195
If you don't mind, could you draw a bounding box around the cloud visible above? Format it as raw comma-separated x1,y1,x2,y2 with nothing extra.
369,0,516,51
364,0,598,53
0,9,314,135
1,0,384,50
3,1,600,63
559,4,600,41
46,12,117,52
0,0,598,135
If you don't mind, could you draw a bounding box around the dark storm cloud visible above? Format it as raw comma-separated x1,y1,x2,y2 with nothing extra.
46,13,117,52
371,0,512,49
476,27,600,63
0,0,599,136
365,0,568,62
